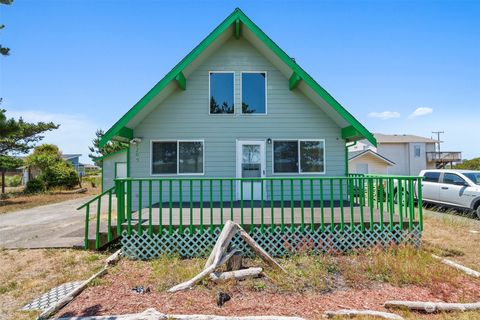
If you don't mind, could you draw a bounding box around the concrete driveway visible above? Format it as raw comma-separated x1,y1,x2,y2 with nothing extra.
0,197,93,249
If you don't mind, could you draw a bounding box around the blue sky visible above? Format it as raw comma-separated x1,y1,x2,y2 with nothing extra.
1,0,479,163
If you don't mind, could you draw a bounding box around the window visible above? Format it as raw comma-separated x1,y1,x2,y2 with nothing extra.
463,172,480,185
423,171,440,183
414,144,421,157
241,72,266,114
443,173,466,185
273,140,325,174
151,141,204,175
209,72,234,114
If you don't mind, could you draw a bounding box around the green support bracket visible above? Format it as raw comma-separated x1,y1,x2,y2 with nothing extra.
341,125,361,141
234,19,241,39
175,72,186,90
289,72,301,90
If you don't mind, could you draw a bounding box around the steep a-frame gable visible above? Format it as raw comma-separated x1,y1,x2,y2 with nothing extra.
99,8,376,147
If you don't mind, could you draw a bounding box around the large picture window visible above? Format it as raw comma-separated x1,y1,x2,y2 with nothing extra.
209,72,234,114
241,72,266,114
273,140,325,174
152,140,204,175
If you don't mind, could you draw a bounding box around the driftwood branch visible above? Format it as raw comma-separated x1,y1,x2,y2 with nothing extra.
432,255,480,278
38,249,122,320
210,267,263,282
58,308,307,320
237,225,286,273
324,309,404,319
168,250,239,293
169,221,285,292
384,301,480,313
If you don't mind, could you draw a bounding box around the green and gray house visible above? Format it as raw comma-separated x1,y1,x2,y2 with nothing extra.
80,8,423,257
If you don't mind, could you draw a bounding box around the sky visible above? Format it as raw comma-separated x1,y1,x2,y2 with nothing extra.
1,0,479,163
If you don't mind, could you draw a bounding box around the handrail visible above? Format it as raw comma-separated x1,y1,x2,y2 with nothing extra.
76,186,116,210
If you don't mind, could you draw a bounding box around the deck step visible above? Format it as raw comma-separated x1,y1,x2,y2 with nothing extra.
86,226,120,249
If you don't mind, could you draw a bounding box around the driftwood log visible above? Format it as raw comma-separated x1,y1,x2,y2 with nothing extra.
384,301,480,313
432,255,480,278
324,309,404,319
210,267,263,282
57,308,307,320
38,249,122,320
169,221,285,292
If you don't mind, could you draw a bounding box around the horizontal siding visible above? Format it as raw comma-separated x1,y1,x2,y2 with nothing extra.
102,152,127,191
129,37,346,204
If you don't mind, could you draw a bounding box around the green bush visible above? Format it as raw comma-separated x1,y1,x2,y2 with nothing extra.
25,178,46,193
41,162,79,190
83,175,101,188
5,175,22,187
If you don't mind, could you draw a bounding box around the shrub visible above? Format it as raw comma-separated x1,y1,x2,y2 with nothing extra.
41,162,79,190
5,175,22,187
25,178,46,193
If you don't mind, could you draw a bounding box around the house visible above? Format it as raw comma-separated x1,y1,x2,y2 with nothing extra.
349,133,462,176
62,154,85,176
348,149,395,175
80,9,423,256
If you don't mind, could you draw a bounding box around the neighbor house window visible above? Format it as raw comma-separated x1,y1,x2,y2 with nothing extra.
241,72,266,114
414,144,421,157
209,72,234,114
152,140,204,175
273,140,325,174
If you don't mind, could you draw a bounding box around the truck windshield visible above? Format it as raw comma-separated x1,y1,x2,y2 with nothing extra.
464,172,480,185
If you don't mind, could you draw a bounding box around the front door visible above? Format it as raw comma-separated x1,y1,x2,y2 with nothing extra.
236,140,266,200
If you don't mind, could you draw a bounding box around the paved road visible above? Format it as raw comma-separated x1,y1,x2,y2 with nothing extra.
0,197,93,249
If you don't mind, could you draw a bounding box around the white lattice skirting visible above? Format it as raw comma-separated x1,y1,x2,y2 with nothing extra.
121,224,422,260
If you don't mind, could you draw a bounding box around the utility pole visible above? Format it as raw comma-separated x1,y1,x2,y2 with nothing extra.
432,131,444,153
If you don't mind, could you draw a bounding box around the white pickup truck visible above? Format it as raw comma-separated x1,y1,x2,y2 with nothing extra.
418,169,480,218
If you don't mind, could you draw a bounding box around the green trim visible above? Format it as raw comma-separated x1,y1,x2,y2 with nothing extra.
175,72,186,90
289,72,301,90
235,18,241,39
99,8,376,147
95,148,128,162
341,126,363,142
101,159,104,193
126,146,130,177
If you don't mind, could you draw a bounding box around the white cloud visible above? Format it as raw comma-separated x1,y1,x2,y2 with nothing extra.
409,107,433,118
367,111,401,120
6,110,100,164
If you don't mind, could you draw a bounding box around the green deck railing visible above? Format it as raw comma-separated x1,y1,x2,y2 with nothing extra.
76,186,116,249
78,175,424,249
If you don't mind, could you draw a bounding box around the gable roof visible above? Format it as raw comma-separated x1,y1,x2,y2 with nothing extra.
99,8,376,148
349,149,395,166
375,133,438,144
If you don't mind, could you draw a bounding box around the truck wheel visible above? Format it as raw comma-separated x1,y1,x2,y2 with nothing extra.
476,206,480,219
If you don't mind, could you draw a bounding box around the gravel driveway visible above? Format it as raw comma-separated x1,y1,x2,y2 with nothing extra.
0,197,93,249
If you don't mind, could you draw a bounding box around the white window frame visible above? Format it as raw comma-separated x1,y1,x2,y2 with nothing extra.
272,139,326,175
150,139,205,176
208,71,235,115
240,71,268,115
414,144,421,158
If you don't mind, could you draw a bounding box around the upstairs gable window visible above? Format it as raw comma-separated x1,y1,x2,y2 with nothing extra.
209,72,234,114
241,72,266,114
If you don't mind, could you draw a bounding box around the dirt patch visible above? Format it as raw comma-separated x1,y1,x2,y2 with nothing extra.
59,252,480,320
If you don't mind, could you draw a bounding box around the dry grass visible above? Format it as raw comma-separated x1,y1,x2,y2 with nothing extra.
422,208,480,270
0,186,100,214
0,249,107,320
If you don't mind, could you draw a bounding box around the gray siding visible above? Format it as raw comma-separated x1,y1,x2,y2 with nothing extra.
128,38,347,207
102,151,127,191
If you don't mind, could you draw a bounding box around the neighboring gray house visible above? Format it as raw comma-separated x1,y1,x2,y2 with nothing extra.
350,133,462,176
62,154,85,176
